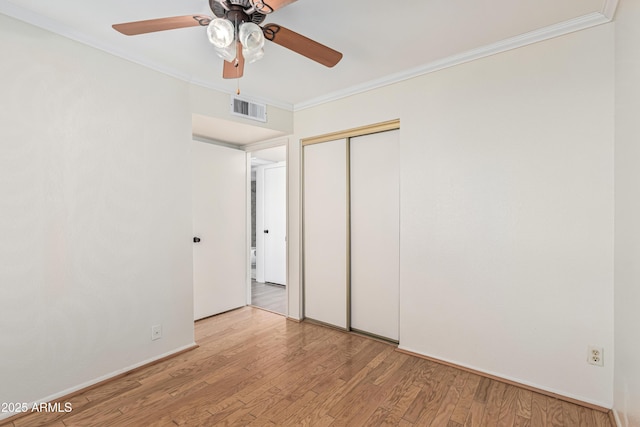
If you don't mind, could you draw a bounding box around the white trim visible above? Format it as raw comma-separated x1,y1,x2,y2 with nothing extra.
398,345,613,410
0,343,197,422
602,0,619,20
612,409,622,427
192,135,246,150
244,136,289,152
246,152,253,306
294,11,615,111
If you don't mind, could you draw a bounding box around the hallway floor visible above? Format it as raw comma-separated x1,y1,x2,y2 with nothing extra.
251,279,286,315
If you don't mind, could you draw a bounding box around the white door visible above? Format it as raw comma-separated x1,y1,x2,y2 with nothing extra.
303,139,348,329
350,130,400,341
192,140,246,321
264,164,286,285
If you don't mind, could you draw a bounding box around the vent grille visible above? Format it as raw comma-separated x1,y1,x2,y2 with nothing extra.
231,97,267,122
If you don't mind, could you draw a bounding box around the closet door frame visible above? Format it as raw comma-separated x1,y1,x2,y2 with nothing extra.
301,119,400,331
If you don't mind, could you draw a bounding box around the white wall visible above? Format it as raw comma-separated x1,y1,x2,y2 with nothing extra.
614,0,640,425
289,24,615,406
189,85,293,135
0,14,194,415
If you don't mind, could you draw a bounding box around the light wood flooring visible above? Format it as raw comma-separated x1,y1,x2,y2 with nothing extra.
251,280,286,315
2,307,612,427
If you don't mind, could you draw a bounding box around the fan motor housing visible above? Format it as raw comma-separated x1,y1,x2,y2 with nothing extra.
210,0,266,25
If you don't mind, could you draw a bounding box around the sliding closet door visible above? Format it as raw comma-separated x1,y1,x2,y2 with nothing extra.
303,139,348,329
350,130,400,341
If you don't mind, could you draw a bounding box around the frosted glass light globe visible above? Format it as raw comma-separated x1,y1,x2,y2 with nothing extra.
215,43,237,62
207,18,234,48
239,22,265,51
243,47,264,64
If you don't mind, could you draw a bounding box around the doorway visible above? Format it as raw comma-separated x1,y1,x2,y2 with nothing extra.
250,145,287,314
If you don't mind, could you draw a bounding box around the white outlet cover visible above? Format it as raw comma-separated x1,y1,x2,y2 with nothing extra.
587,346,604,367
151,325,162,341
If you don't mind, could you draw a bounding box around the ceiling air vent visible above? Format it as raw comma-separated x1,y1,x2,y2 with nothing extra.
230,96,267,123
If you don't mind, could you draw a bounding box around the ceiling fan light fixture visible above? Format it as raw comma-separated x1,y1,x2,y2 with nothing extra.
111,0,344,79
214,42,237,62
207,18,235,48
239,22,265,51
243,47,264,64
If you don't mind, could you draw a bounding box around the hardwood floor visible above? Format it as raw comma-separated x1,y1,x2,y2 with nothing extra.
2,307,611,426
251,280,286,314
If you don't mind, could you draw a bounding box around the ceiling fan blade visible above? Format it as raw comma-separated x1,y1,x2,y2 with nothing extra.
223,44,245,79
263,24,342,68
250,0,298,14
112,15,211,36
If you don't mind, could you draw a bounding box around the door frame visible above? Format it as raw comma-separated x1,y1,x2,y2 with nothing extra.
245,139,289,313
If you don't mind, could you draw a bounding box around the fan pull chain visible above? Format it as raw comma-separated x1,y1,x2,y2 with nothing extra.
235,13,241,94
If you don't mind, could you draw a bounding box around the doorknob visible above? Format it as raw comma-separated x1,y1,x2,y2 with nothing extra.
193,237,201,243
263,230,269,234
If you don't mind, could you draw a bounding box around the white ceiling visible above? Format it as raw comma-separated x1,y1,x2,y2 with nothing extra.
0,0,614,110
1,0,615,146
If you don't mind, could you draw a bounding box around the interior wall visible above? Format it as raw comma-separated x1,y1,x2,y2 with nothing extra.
614,0,640,424
189,84,293,135
290,24,615,406
0,14,194,415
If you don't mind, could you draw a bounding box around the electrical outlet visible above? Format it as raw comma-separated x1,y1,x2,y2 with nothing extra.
151,325,162,341
587,346,604,366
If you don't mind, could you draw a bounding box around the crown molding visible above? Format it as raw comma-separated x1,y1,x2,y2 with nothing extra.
601,0,619,20
294,10,616,112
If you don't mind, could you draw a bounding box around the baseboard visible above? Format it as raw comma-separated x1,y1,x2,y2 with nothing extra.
0,343,198,423
611,408,622,427
397,346,611,413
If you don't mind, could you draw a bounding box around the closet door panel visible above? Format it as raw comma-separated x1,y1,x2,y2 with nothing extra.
303,139,348,329
350,130,400,341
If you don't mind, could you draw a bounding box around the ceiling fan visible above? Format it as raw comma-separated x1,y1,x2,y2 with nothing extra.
112,0,343,79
